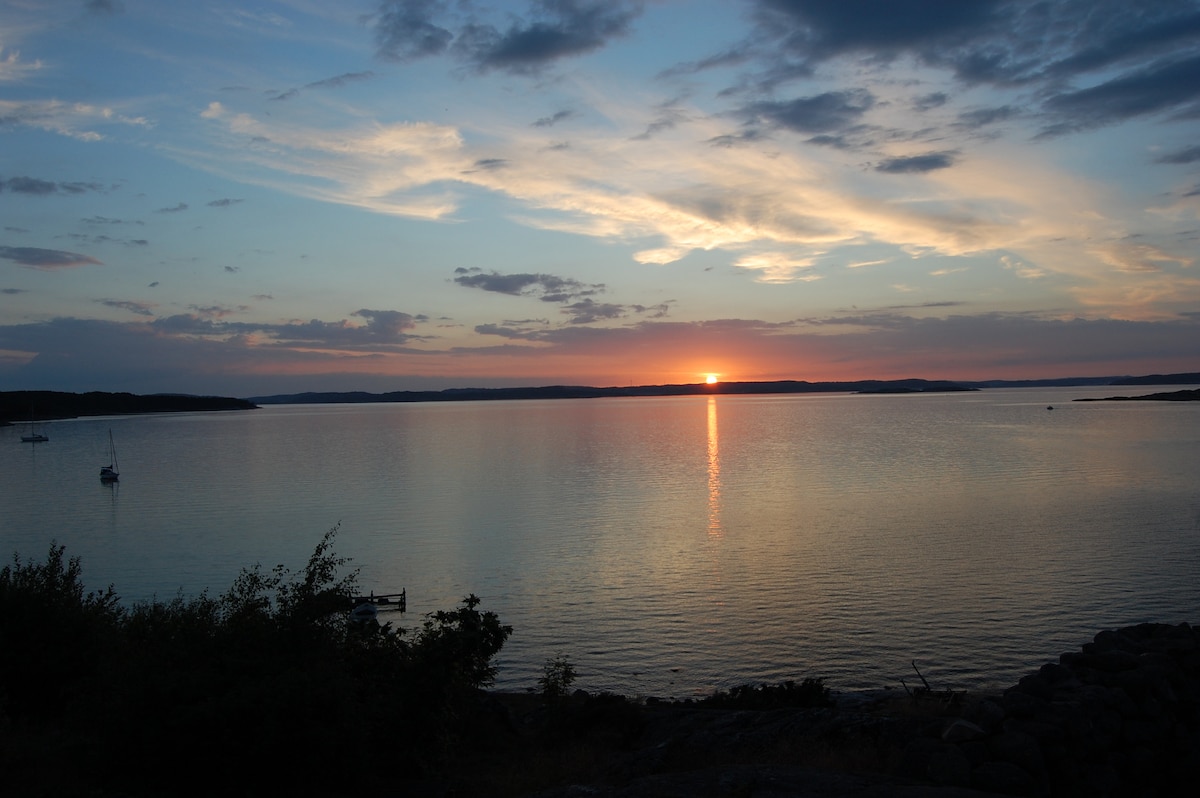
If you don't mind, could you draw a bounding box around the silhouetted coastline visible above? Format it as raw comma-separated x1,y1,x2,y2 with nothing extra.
247,377,978,405
1074,388,1200,402
246,372,1200,405
1110,373,1200,386
0,390,257,425
5,373,1197,423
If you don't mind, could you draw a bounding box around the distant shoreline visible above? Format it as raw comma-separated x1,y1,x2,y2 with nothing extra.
248,377,978,405
4,372,1198,424
1074,388,1200,402
0,390,257,425
246,371,1200,406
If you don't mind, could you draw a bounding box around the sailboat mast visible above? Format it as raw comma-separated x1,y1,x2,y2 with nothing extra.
100,429,119,481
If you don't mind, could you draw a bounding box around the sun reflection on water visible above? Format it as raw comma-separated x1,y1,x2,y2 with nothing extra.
707,396,722,537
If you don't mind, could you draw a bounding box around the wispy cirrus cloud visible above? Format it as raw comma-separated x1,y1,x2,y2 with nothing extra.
147,307,430,350
1155,145,1200,164
561,298,625,324
738,90,875,135
269,71,375,102
876,152,958,174
0,44,41,83
0,98,148,141
25,0,1191,359
0,176,106,195
741,0,1200,139
1092,241,1195,274
1039,55,1200,137
63,232,147,248
453,268,605,302
98,298,155,316
533,109,576,128
187,69,1185,320
0,246,102,269
372,0,644,73
735,252,821,284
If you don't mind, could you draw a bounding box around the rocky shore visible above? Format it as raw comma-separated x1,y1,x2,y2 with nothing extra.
480,623,1199,797
900,621,1199,796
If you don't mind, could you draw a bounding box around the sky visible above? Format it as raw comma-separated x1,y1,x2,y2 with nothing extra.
2,0,1199,397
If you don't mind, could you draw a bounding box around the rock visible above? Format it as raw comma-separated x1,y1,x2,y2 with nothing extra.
898,736,944,779
987,730,1045,777
942,718,987,744
927,745,973,787
1038,661,1077,688
1000,687,1047,718
1090,649,1141,672
524,622,1200,798
1015,672,1054,700
963,697,1006,733
971,760,1037,795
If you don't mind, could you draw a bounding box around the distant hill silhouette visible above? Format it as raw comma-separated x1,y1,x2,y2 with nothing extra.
1,391,257,425
1110,373,1200,386
7,372,1196,420
247,378,976,405
1075,389,1200,402
246,373,1200,405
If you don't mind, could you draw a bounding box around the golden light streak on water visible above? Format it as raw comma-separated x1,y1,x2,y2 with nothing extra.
707,396,722,538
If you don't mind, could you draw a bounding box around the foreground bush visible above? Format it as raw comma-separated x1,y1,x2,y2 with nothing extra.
0,528,511,796
0,543,122,722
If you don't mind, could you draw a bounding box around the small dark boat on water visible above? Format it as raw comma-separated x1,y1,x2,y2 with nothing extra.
100,429,119,482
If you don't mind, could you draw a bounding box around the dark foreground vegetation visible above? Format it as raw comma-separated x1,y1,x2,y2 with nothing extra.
5,535,1200,797
0,529,512,796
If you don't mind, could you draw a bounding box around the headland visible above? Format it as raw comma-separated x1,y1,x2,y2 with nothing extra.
0,390,257,426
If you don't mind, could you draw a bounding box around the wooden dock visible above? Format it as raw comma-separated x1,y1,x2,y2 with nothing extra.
350,589,406,613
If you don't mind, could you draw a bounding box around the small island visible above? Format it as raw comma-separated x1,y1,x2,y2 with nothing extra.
1,390,257,425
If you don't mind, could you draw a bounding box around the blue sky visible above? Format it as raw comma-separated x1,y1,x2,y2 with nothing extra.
2,0,1198,396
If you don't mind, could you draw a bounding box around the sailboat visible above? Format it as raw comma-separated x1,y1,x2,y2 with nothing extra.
20,405,49,443
100,429,119,482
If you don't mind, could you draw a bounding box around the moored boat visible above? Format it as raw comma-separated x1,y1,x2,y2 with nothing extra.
20,406,49,442
100,429,119,481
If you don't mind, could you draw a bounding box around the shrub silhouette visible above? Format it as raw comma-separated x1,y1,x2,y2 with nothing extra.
538,655,578,703
0,543,122,720
0,527,511,796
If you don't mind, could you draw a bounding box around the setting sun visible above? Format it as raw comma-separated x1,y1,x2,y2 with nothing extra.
705,374,719,384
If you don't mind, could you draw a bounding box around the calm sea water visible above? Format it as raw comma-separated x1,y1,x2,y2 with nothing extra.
4,387,1199,699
